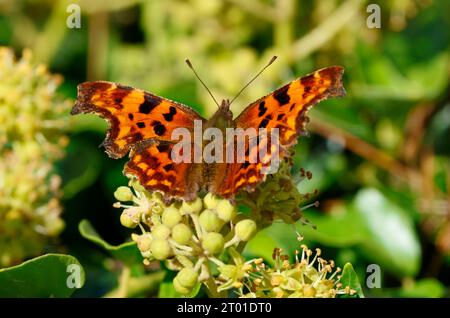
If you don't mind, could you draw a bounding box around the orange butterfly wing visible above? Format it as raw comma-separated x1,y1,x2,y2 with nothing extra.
215,66,345,197
72,81,205,200
212,132,284,197
124,141,202,201
71,81,204,159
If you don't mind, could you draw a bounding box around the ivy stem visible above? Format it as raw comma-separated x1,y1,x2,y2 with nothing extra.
116,266,130,298
204,277,222,298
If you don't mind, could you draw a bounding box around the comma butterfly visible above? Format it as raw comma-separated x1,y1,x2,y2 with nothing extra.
71,63,345,201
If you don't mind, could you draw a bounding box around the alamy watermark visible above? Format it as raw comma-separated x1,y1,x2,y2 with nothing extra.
366,4,381,29
366,264,381,289
66,264,82,289
66,4,81,29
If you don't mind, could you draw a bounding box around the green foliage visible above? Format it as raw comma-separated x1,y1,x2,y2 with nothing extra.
353,188,421,277
338,263,364,298
390,279,446,298
79,219,142,266
0,48,70,267
250,188,421,278
0,254,84,297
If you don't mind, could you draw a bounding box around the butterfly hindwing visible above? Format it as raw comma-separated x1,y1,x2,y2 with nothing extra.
213,132,284,197
72,81,204,159
124,141,202,201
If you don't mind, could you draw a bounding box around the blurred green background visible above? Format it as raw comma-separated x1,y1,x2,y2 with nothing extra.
0,0,449,297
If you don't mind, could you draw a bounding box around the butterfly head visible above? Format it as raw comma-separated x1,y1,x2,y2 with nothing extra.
205,99,233,129
220,99,230,110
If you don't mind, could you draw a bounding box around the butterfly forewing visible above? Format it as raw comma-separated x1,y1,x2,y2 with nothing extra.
72,81,205,159
234,66,345,147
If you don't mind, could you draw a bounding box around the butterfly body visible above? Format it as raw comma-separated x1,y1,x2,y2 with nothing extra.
72,66,345,201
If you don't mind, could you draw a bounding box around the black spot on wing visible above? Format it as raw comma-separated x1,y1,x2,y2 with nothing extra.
300,74,315,89
110,86,132,109
136,122,145,128
259,118,269,129
131,132,143,142
163,163,174,172
273,85,290,105
139,95,160,114
258,101,267,117
163,106,177,122
152,120,166,136
156,143,170,153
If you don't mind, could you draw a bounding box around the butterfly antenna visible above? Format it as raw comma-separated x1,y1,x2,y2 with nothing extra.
185,59,220,107
229,55,278,105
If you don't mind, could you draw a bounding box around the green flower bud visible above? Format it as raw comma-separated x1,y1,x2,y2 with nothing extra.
175,267,199,289
235,219,257,241
162,206,182,228
150,238,172,260
173,276,191,294
171,223,193,245
181,197,203,214
114,186,134,202
136,234,152,252
120,212,138,228
203,193,220,209
216,199,237,222
202,232,225,255
152,224,171,239
199,209,223,232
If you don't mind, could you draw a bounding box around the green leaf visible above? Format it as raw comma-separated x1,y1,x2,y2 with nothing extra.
246,204,367,264
289,188,421,278
60,140,103,199
378,278,447,298
354,188,421,277
338,263,364,298
352,45,449,101
0,254,85,297
396,279,446,298
78,219,142,266
244,230,280,265
297,206,368,247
